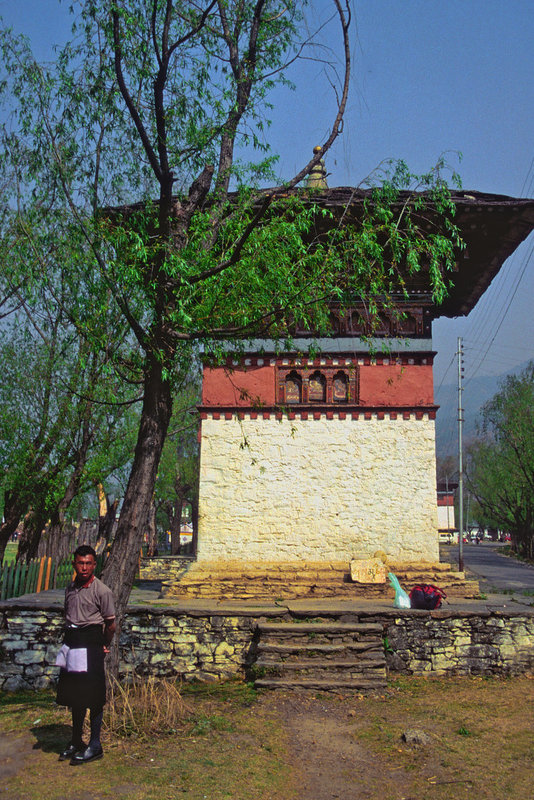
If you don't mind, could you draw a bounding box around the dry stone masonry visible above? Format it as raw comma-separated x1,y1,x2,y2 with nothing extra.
1,598,533,691
385,612,534,675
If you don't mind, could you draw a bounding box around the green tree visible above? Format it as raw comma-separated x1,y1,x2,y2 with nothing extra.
0,1,463,674
0,311,138,563
467,362,534,559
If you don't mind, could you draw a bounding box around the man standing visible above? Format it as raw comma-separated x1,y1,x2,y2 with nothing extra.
56,545,116,765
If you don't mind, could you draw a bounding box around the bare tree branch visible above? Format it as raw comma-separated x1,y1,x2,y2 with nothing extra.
112,7,162,182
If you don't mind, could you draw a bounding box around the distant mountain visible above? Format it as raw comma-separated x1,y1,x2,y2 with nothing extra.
434,361,531,457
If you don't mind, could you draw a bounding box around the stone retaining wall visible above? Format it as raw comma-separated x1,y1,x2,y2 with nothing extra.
1,601,533,692
139,556,193,582
383,612,534,675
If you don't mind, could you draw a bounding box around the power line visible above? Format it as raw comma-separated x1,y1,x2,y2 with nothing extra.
466,237,534,386
458,156,534,384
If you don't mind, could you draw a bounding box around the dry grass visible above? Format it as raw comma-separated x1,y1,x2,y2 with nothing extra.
227,674,534,800
1,676,533,800
105,674,192,740
0,679,294,800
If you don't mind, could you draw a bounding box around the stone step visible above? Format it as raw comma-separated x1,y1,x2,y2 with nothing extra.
167,571,464,585
165,561,456,575
164,574,480,600
258,641,382,656
257,622,383,635
255,657,386,672
255,677,387,691
255,663,386,681
256,642,385,656
250,618,387,690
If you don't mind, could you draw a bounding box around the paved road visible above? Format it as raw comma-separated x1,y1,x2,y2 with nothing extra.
443,542,534,593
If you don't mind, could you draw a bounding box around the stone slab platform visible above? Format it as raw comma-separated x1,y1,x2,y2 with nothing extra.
3,587,533,618
2,588,534,691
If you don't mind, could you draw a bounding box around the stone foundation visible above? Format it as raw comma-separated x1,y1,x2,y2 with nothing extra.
159,559,479,600
139,556,193,582
1,598,532,691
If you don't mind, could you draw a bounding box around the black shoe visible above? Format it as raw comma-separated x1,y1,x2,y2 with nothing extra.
70,744,104,765
59,743,85,762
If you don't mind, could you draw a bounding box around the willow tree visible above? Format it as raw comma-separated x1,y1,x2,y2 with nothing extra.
0,304,139,564
467,363,534,559
1,1,462,668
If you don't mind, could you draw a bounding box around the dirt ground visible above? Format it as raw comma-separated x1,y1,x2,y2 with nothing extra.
254,676,534,800
1,675,533,800
263,689,481,800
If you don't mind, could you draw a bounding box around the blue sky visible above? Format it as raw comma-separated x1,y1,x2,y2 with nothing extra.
1,0,533,391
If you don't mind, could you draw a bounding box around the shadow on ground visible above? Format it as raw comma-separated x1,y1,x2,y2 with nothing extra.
30,722,71,755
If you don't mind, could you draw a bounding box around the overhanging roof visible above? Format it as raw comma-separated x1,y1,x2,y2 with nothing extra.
110,186,534,319
295,187,534,318
436,191,534,316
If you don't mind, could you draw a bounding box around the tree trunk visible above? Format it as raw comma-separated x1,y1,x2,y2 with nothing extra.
191,495,199,557
77,519,99,548
96,482,108,518
146,501,158,557
101,357,173,677
95,493,119,555
169,498,182,555
13,432,93,564
38,520,77,561
37,481,80,561
17,506,49,563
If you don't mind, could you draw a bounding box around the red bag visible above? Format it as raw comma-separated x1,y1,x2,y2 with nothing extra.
409,584,447,610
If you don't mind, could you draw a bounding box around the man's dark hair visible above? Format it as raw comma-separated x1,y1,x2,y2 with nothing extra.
74,545,97,560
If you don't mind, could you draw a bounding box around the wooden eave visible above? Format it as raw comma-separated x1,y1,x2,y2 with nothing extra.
108,187,534,319
285,187,534,318
437,192,534,316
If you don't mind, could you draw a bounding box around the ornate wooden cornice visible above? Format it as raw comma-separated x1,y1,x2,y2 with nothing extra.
219,352,435,367
199,407,438,420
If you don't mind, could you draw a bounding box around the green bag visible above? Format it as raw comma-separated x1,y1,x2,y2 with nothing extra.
388,572,411,608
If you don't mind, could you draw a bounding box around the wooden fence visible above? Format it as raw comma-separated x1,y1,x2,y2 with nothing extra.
0,554,105,601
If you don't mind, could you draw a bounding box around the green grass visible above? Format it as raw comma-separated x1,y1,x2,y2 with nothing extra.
2,542,18,565
457,725,473,736
493,587,534,597
191,713,235,735
0,682,293,800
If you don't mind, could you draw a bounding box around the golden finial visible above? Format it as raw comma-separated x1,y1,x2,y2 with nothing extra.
305,146,328,189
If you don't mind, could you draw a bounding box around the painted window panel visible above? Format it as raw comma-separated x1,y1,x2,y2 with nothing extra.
285,371,302,403
333,371,348,402
308,371,326,402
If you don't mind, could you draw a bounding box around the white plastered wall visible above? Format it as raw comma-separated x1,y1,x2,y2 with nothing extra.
197,414,439,565
437,504,456,531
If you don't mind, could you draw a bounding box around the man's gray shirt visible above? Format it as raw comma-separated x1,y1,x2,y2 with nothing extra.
64,576,115,627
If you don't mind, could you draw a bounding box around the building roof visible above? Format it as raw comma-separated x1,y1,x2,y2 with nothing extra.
293,187,534,318
437,481,458,492
110,186,534,320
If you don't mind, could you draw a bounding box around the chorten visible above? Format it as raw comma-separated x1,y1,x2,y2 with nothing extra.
166,159,534,599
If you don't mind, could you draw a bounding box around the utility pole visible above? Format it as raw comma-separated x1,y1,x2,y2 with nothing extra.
445,474,450,542
458,336,464,572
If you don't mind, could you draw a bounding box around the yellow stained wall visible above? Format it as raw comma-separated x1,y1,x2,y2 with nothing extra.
197,413,439,565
